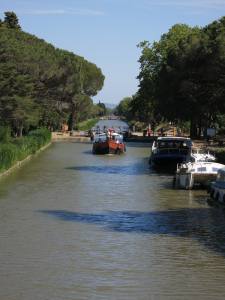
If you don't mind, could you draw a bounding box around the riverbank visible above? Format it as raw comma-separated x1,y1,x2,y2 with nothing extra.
0,142,52,179
0,128,52,177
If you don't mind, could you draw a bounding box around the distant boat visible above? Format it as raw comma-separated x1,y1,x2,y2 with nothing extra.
92,129,126,155
149,136,192,169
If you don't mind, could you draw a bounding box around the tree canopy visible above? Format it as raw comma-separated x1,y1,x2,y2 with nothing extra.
0,12,105,135
132,17,225,137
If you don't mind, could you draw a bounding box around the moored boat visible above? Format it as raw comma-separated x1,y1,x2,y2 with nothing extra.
92,129,126,155
208,168,225,204
150,136,192,169
174,161,225,189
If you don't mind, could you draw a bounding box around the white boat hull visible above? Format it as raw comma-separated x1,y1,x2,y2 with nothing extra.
175,162,225,189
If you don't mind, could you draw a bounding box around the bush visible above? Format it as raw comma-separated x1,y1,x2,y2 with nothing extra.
0,143,19,171
0,126,11,143
0,128,51,172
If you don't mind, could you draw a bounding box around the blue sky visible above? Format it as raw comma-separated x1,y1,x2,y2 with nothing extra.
1,0,225,104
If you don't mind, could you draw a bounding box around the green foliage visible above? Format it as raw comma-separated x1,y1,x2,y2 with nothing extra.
96,101,107,116
0,143,19,171
135,16,225,137
0,12,104,135
4,12,21,29
0,128,51,172
0,126,11,143
28,128,51,146
114,97,133,121
77,118,98,131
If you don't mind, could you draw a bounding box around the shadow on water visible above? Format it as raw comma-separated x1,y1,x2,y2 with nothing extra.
66,159,152,176
40,208,225,256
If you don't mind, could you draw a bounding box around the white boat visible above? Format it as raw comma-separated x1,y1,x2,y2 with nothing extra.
190,148,216,162
209,168,225,204
174,161,225,189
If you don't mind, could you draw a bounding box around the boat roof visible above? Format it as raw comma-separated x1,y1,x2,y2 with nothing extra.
190,162,224,168
157,136,191,141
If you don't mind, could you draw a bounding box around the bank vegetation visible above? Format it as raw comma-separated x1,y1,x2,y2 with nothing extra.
115,16,225,139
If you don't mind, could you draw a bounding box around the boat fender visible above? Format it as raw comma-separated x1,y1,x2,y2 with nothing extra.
223,194,225,204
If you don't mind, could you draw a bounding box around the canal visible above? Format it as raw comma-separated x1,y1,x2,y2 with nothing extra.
1,142,225,300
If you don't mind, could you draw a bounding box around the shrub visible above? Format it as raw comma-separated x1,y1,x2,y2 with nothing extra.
0,143,19,171
0,126,11,143
0,128,51,172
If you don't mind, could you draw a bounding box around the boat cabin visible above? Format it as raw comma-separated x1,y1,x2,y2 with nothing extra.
152,137,192,155
150,136,193,169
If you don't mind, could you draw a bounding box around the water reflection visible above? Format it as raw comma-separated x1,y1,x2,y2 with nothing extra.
41,208,225,256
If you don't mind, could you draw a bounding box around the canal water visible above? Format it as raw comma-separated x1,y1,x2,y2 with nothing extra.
1,142,225,300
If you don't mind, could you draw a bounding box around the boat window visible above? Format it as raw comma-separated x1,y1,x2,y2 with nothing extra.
197,167,207,172
94,134,107,142
114,135,123,142
191,169,195,172
212,167,219,172
159,142,166,147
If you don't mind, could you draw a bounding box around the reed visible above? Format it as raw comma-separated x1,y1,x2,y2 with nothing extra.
0,128,51,172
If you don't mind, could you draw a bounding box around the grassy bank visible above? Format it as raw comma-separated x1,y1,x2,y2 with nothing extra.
0,128,51,173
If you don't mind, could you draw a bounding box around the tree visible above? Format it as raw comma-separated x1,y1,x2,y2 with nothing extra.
135,20,225,137
114,97,133,121
0,13,105,135
96,101,107,116
4,12,21,29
